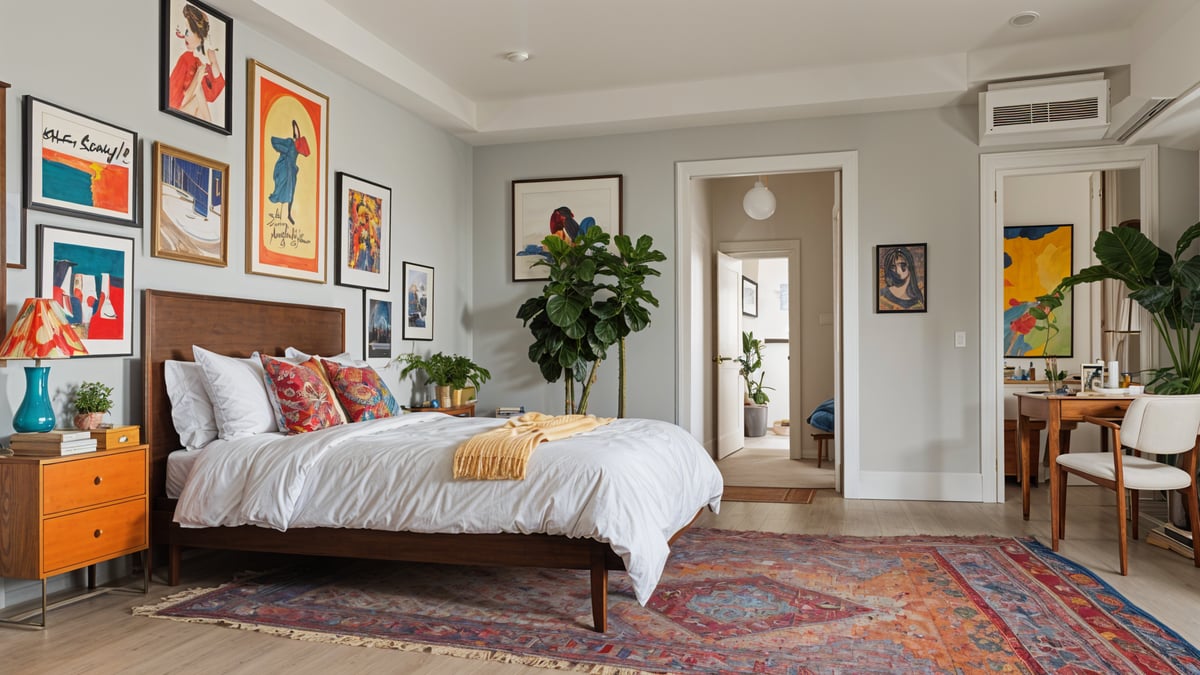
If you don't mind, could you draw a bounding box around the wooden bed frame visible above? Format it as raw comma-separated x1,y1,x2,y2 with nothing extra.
143,289,693,632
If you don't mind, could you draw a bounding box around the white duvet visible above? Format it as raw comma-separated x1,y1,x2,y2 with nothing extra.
174,413,724,604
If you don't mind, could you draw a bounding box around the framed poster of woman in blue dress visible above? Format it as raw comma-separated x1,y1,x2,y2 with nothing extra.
246,60,329,283
876,243,927,313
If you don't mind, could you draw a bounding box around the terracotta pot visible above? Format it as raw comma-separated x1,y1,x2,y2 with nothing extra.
73,412,105,430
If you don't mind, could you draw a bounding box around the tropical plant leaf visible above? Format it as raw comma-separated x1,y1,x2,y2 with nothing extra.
1093,226,1160,280
546,295,584,327
1174,222,1200,261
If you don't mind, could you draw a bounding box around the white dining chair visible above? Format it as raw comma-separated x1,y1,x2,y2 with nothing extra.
1054,394,1200,575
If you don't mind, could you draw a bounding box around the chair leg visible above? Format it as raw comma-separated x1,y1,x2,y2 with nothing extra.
1115,484,1129,576
1052,463,1064,551
1130,489,1139,540
1186,484,1200,569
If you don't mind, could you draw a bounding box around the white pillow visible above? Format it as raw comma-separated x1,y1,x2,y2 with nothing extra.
164,360,218,449
284,346,367,367
192,345,278,438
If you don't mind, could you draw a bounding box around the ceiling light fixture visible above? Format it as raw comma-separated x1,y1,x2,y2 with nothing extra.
504,51,530,63
742,177,776,220
1009,11,1040,27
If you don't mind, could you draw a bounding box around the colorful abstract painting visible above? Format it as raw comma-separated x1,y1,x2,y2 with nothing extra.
335,173,390,291
1004,224,1073,357
247,60,329,283
512,175,622,281
24,97,139,226
152,142,229,266
37,226,135,357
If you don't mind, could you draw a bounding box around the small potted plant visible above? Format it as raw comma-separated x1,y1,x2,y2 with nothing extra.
737,331,774,437
394,352,491,407
72,381,114,430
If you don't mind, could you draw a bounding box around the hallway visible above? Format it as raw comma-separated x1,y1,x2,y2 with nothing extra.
717,432,836,489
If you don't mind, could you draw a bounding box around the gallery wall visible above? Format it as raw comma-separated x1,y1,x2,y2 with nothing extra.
0,1,476,431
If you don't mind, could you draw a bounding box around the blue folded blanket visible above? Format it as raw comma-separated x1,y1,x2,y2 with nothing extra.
806,398,835,432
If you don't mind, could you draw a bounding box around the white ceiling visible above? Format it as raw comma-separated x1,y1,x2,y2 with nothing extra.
229,0,1189,145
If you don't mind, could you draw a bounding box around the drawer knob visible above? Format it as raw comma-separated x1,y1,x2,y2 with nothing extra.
118,435,128,443
93,529,103,538
94,476,103,486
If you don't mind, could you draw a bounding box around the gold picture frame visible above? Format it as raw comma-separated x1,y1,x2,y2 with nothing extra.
151,142,229,266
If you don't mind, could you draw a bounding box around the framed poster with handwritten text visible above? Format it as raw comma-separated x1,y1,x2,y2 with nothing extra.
246,60,329,283
23,97,139,227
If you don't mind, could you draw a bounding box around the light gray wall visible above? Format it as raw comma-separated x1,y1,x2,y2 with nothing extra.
0,1,474,607
474,106,986,474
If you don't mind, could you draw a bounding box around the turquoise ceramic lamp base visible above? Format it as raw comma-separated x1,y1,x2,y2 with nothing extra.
13,366,56,433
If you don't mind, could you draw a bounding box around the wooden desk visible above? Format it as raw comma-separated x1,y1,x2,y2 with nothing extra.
408,402,475,417
1015,393,1134,534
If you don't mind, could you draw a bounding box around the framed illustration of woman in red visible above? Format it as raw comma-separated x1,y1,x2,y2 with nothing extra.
159,0,232,135
246,60,330,284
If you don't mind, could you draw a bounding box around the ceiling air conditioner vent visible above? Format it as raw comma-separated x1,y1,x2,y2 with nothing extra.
979,74,1110,146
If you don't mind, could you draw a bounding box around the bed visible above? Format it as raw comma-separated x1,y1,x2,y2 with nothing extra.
143,289,722,632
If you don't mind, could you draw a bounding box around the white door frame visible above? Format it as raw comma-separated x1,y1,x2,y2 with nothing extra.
718,240,805,462
676,151,860,496
979,145,1158,502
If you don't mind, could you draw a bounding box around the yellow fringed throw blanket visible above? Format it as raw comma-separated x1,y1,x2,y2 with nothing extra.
454,412,614,480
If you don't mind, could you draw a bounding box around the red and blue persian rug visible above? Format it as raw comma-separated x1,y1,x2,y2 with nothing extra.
134,529,1200,674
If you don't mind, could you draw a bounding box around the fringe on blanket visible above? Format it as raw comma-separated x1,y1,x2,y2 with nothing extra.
454,412,613,480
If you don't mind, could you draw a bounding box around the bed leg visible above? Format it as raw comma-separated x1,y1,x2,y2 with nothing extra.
590,547,608,633
168,544,182,586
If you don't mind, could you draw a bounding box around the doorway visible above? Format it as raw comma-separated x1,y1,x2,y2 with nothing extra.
675,151,859,494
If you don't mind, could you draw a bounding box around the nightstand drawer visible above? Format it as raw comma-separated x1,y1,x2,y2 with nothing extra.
42,498,146,574
43,450,145,514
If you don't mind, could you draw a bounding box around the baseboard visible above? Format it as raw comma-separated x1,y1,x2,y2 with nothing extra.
857,471,984,502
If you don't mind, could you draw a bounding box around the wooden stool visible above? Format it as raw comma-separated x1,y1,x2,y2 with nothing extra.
811,432,834,468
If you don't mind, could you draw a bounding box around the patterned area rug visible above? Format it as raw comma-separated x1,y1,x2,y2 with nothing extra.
134,530,1200,674
722,486,815,504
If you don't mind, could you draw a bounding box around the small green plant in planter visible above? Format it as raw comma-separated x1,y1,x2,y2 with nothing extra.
72,381,114,430
394,352,491,407
737,331,773,437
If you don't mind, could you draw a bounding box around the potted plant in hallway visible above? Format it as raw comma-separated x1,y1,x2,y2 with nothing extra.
738,331,772,437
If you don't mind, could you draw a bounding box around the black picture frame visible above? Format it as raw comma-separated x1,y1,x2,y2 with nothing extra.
364,289,394,362
402,261,434,341
511,174,622,282
876,243,928,314
37,225,136,357
23,96,140,227
742,276,758,317
335,172,391,291
159,0,234,135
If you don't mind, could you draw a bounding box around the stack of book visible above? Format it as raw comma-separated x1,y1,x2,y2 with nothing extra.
495,406,526,419
9,429,99,456
1146,522,1194,558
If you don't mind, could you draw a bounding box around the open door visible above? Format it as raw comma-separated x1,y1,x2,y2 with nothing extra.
716,251,743,459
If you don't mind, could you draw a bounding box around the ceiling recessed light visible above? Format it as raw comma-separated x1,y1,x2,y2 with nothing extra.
1009,11,1040,27
504,51,530,63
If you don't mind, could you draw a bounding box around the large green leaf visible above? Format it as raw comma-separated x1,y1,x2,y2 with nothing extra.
546,295,584,327
1130,286,1173,314
1174,222,1200,260
594,319,619,344
1094,226,1160,280
1171,255,1200,292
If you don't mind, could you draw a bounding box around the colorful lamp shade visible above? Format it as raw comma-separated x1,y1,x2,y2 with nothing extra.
0,298,88,432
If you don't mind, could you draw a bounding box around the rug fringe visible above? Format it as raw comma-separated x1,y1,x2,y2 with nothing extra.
134,595,652,675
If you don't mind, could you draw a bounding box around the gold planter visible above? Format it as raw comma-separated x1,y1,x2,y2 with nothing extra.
452,388,466,406
435,385,452,407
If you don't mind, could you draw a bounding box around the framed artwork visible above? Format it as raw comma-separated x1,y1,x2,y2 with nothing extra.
364,290,393,362
512,174,622,282
246,60,330,284
7,193,25,268
159,0,233,135
742,276,758,317
876,243,928,314
402,261,434,341
23,96,139,226
1081,362,1104,391
1003,225,1073,357
151,142,228,266
335,172,391,290
37,225,135,357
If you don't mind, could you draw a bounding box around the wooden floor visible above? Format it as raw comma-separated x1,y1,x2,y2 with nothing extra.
3,484,1198,674
718,436,837,488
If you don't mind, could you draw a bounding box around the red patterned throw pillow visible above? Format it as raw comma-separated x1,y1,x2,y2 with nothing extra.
320,360,399,422
260,355,347,434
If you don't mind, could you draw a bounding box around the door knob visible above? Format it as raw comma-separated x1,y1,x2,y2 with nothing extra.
713,355,734,364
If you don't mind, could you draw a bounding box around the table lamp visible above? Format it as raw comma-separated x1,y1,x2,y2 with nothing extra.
0,298,88,432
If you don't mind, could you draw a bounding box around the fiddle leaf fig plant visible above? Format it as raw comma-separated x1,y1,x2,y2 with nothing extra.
737,331,773,405
1038,222,1200,394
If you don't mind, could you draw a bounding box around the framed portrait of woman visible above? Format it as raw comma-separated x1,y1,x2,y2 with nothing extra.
876,243,927,313
246,60,330,283
159,0,233,135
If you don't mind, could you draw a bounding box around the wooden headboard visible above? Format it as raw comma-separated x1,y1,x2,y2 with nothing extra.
142,290,345,499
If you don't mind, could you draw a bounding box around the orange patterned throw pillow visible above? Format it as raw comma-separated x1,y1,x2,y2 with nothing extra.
320,360,399,422
260,355,347,433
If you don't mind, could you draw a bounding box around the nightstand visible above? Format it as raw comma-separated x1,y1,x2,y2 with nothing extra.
0,444,149,627
408,402,476,417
